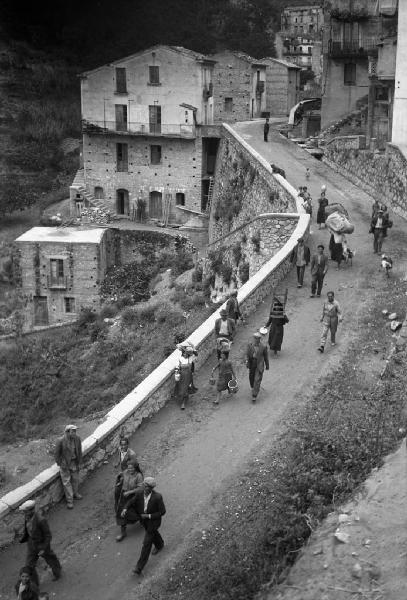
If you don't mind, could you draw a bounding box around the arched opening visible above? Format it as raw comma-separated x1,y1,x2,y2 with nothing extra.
116,189,129,215
94,186,104,199
149,191,163,219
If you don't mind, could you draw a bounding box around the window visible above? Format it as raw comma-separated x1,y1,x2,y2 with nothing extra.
176,193,185,206
344,63,356,86
50,259,64,279
308,47,312,54
224,97,233,112
115,68,127,93
149,105,162,134
115,104,127,131
64,297,76,313
150,145,162,165
149,66,160,85
116,143,128,171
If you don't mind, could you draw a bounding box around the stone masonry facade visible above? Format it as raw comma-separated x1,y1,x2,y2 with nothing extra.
83,133,203,220
209,126,296,242
323,136,407,220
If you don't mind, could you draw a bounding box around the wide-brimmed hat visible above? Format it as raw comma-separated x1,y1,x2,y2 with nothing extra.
220,309,227,316
143,477,156,488
65,424,78,432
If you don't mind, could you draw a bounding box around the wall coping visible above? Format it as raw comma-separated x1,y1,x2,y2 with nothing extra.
0,129,309,525
207,213,299,248
222,124,305,214
324,134,364,147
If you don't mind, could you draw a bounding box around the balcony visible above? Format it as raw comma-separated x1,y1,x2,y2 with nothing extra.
328,37,378,58
47,275,68,289
81,120,196,139
368,56,378,78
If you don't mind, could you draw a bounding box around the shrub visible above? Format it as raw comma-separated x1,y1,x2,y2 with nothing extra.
89,319,107,342
207,248,224,275
138,305,156,322
239,261,250,284
171,250,194,277
75,307,97,330
192,293,206,307
221,264,233,285
192,265,203,283
121,307,139,328
232,242,242,266
116,295,133,310
156,306,185,327
203,274,215,297
99,303,118,319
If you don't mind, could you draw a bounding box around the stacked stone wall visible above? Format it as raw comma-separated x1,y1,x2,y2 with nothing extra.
323,137,407,219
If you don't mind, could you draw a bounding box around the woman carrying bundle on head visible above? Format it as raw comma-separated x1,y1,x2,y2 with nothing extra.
264,298,289,356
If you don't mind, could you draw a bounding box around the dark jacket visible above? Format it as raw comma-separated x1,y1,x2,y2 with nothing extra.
225,296,241,321
124,489,166,532
310,253,328,276
14,580,39,600
20,512,52,551
370,213,391,236
246,342,269,372
214,317,236,339
54,434,83,468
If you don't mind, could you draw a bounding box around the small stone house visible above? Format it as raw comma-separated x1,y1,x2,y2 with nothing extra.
262,57,301,116
211,51,267,122
15,227,113,329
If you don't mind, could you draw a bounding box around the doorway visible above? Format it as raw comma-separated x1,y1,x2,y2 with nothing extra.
149,105,162,134
33,296,49,326
116,189,129,215
149,191,163,218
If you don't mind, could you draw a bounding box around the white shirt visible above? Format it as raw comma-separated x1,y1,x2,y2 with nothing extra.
219,320,229,336
375,217,383,228
144,492,152,513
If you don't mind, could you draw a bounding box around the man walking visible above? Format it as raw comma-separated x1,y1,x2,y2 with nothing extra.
246,332,269,403
225,290,242,323
54,424,83,509
263,117,270,142
318,291,342,353
310,244,328,298
295,237,310,288
19,500,62,586
121,477,166,576
214,308,236,359
370,207,391,254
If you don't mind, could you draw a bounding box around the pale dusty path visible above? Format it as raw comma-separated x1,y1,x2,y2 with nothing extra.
0,122,404,600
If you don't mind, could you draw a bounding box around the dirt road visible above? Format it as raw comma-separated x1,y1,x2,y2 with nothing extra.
0,122,403,600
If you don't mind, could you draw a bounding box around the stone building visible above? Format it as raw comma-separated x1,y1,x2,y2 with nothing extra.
276,3,324,82
391,0,404,144
75,45,220,221
15,227,112,328
210,51,267,122
262,57,301,116
321,0,381,130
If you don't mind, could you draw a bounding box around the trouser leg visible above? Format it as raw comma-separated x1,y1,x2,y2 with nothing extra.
71,468,80,497
330,317,338,343
26,547,40,586
377,231,384,253
152,529,164,551
42,546,62,577
317,274,324,296
373,230,380,252
299,265,305,286
320,322,329,348
252,369,263,397
249,367,256,389
60,466,73,504
136,529,155,572
311,274,317,295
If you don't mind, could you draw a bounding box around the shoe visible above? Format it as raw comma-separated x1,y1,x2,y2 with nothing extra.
297,284,301,288
180,405,185,410
310,294,315,298
52,571,61,581
133,567,142,575
73,494,83,500
116,531,127,542
316,294,321,298
252,397,257,403
67,503,74,509
189,385,198,392
152,545,164,555
331,342,336,346
212,400,219,405
318,346,324,353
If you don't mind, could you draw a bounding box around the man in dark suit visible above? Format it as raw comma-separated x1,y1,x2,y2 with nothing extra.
54,424,83,509
246,332,269,403
122,477,166,575
19,500,62,586
310,244,329,298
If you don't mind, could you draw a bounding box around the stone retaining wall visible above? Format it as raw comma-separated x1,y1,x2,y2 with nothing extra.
0,123,308,548
323,136,407,220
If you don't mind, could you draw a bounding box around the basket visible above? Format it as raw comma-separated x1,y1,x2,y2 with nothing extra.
228,378,238,393
209,376,216,386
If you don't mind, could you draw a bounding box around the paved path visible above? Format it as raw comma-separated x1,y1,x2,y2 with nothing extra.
0,122,404,600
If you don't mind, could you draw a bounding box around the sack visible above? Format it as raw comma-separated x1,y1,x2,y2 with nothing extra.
326,211,354,234
228,378,238,393
174,368,181,382
209,376,216,385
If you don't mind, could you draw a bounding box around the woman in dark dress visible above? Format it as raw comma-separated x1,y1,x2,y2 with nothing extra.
317,192,328,228
115,460,144,541
329,232,344,269
265,299,289,356
211,351,236,405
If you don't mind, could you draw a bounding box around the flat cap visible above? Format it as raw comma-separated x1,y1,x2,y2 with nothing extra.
253,332,262,338
19,500,36,511
220,309,227,316
65,424,78,432
143,477,156,488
